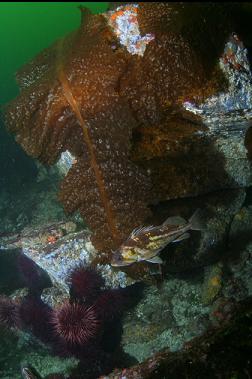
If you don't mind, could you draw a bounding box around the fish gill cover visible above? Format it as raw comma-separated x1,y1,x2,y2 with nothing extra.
3,2,252,257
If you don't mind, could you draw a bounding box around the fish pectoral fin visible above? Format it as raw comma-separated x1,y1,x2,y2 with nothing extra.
162,216,187,227
146,256,163,264
172,232,190,243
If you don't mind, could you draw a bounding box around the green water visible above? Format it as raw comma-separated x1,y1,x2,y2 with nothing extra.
0,2,108,105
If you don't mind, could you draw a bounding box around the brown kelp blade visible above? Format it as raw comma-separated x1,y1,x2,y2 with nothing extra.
4,9,151,253
5,3,245,255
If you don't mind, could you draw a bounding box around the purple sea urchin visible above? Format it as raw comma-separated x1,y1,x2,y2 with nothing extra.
95,288,126,321
68,265,105,304
0,295,20,328
95,283,144,322
19,295,54,343
52,302,100,345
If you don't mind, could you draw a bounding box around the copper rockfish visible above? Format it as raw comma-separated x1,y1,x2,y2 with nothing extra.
111,210,203,267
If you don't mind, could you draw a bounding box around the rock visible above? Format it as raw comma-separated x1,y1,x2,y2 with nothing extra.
0,164,67,236
122,275,210,363
245,125,252,159
224,242,252,300
228,204,252,254
118,235,252,369
133,120,252,202
201,263,223,305
0,326,77,379
0,222,134,293
104,297,252,379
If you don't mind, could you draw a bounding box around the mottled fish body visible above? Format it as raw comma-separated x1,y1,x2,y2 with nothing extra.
111,209,203,267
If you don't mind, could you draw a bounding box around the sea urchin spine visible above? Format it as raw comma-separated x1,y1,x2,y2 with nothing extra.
52,302,100,345
68,265,105,304
0,295,21,329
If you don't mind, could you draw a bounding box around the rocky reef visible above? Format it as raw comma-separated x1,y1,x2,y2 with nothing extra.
1,2,252,379
105,296,252,379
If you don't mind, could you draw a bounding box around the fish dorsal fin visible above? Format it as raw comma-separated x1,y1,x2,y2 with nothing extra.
162,215,187,227
129,225,156,238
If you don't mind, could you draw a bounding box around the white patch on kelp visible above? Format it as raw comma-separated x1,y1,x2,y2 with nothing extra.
56,150,76,176
105,4,155,56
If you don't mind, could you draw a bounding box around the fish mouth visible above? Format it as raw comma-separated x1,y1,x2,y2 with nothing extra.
111,250,136,267
110,256,134,267
110,251,124,267
110,259,128,267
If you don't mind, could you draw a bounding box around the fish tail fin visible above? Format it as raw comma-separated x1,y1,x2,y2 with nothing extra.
189,208,206,231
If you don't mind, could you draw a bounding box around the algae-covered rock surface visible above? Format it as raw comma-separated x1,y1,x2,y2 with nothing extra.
105,297,252,379
0,328,77,379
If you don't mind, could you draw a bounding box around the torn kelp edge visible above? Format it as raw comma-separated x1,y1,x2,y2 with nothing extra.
56,150,76,176
105,4,155,56
183,33,252,133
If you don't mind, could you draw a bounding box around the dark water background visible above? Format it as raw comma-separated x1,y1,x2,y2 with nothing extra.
0,2,108,193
